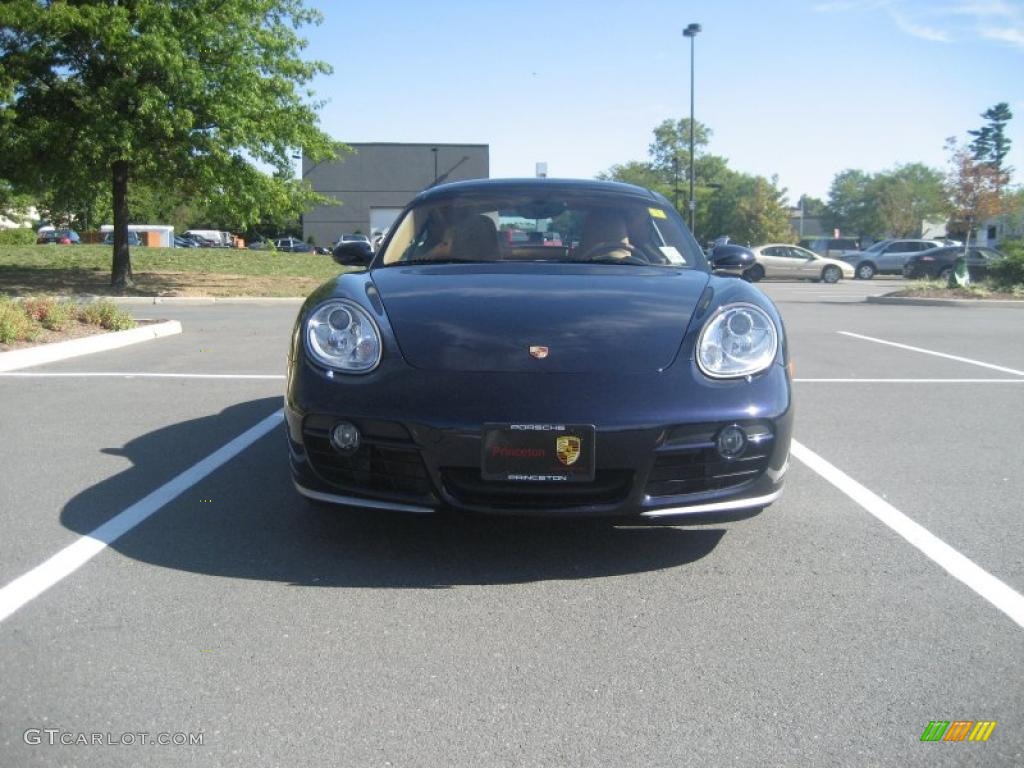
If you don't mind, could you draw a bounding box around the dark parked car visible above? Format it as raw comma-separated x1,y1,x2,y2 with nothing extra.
174,235,199,248
286,178,793,521
36,229,80,245
274,237,314,253
178,233,218,248
102,231,143,246
903,246,1004,281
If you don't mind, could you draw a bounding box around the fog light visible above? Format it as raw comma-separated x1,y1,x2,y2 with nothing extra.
716,425,746,458
330,421,361,454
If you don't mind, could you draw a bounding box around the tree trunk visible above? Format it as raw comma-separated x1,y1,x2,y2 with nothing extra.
110,160,133,290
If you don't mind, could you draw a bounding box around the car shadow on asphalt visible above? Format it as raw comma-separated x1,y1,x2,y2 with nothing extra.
60,397,727,588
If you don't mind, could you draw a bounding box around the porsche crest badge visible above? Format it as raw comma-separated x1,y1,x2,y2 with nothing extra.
556,435,581,466
529,346,549,359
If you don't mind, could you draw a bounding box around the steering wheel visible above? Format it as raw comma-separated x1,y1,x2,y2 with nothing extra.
578,241,648,265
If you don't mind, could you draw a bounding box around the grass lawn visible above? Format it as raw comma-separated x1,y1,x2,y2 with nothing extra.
0,244,349,297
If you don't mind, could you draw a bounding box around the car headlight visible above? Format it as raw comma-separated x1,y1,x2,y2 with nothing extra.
306,299,381,373
697,303,779,379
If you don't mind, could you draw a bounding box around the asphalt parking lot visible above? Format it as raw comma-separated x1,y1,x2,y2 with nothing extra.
1,278,1022,767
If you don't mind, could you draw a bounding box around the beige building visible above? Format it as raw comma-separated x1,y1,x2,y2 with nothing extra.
302,143,489,247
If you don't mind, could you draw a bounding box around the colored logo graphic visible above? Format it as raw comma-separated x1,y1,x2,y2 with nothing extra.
555,435,581,466
528,345,549,359
920,721,997,742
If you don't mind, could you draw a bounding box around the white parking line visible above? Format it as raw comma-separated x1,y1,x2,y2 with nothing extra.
839,331,1024,377
0,410,284,624
791,439,1024,630
0,372,285,380
794,378,1024,383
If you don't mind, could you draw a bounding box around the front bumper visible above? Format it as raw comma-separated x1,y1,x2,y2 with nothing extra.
286,361,793,521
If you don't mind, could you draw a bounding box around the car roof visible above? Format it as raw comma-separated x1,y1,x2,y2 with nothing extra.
412,177,665,206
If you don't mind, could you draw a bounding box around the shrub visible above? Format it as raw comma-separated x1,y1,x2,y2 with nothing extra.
988,239,1024,290
79,299,135,331
0,299,38,344
21,295,56,321
39,299,79,331
0,228,37,246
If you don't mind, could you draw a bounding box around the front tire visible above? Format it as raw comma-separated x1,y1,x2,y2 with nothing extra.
821,265,842,284
856,262,876,280
744,264,765,283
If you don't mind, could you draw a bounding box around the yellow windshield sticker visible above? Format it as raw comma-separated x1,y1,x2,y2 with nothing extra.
649,207,667,219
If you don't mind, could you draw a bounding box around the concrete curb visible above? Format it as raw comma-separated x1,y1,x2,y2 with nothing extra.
0,320,183,372
867,295,1024,308
81,296,306,306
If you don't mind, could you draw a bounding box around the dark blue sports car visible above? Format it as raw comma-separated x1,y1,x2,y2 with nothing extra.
286,179,792,521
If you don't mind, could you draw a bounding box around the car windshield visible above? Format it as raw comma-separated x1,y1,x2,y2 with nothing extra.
378,192,706,269
864,240,891,253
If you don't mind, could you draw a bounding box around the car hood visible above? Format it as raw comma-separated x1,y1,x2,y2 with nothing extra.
370,264,710,373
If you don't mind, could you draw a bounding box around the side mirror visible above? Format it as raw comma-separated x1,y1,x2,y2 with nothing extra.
332,241,373,267
709,243,755,275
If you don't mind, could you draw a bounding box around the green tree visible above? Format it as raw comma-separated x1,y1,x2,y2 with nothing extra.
968,102,1013,173
826,169,878,237
945,137,1010,284
0,0,343,288
601,118,794,244
871,163,949,237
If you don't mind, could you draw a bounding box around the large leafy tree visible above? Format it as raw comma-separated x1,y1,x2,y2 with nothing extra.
0,0,342,288
826,169,878,237
600,118,792,244
945,137,1009,245
872,163,949,237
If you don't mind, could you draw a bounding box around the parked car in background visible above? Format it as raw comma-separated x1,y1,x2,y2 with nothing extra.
337,233,371,246
799,237,860,258
178,233,219,248
102,231,143,246
183,229,233,247
36,229,80,245
273,237,314,253
174,235,199,248
903,246,1004,282
746,244,854,283
839,238,947,279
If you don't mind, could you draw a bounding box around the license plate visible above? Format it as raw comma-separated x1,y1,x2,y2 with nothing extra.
481,423,595,482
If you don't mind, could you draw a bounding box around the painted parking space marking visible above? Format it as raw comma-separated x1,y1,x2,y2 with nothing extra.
791,439,1024,630
794,378,1024,384
0,372,285,380
0,410,284,624
839,331,1024,377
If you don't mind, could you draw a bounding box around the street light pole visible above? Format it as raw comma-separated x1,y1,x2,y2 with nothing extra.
683,22,701,234
431,147,439,185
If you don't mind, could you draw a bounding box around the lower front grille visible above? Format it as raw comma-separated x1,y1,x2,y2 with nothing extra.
441,468,633,509
645,422,773,498
302,420,433,499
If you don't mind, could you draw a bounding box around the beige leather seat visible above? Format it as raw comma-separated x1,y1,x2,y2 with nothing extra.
450,214,500,261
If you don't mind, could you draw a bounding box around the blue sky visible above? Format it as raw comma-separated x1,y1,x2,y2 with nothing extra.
302,0,1024,203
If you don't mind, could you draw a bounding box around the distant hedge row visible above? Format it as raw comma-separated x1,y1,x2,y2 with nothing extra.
0,228,36,246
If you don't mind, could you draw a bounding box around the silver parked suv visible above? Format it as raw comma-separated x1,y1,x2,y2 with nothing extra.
839,239,947,279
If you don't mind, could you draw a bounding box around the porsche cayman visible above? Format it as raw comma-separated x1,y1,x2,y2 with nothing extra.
286,179,793,521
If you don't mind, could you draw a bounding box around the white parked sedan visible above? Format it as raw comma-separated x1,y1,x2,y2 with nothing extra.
745,244,855,283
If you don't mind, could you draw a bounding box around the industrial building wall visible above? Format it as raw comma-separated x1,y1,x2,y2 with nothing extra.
302,143,489,247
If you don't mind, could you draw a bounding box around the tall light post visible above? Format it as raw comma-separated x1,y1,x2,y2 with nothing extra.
683,22,701,234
